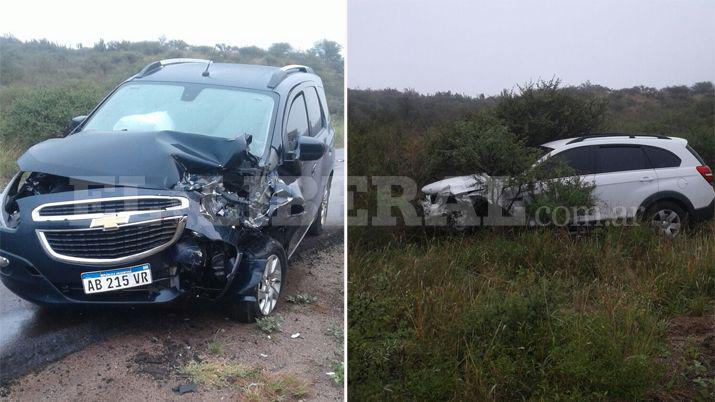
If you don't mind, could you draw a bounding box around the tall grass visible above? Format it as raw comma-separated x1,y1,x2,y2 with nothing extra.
348,224,715,400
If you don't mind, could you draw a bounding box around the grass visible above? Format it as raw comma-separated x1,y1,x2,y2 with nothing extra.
256,314,284,334
286,293,317,305
182,359,310,400
182,360,258,388
348,223,715,400
247,372,310,401
328,360,345,386
325,324,344,344
208,339,224,355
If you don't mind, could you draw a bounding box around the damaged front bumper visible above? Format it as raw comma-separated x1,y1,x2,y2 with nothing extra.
0,185,280,306
420,174,523,227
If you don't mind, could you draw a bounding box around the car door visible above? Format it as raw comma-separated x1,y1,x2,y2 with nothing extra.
592,144,657,219
538,145,597,222
303,86,333,203
279,91,313,251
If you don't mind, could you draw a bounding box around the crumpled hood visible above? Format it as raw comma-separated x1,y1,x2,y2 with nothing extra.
18,130,253,189
421,174,491,195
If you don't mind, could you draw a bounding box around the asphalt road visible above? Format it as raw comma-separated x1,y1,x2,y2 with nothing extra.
0,149,344,384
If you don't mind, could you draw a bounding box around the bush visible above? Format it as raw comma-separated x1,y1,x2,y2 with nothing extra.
0,84,103,147
496,78,608,146
518,163,596,225
426,113,536,179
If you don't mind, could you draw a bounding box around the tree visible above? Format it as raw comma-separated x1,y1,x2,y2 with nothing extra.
268,42,293,57
427,113,536,179
310,40,343,71
496,78,607,146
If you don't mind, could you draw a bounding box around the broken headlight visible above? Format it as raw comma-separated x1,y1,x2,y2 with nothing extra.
0,172,22,229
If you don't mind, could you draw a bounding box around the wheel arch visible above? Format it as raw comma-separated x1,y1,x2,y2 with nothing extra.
638,191,694,217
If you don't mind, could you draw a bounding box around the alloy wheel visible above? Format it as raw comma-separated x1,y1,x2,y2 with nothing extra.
650,208,682,237
257,254,282,315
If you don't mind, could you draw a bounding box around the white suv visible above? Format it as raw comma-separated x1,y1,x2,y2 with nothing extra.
421,134,715,236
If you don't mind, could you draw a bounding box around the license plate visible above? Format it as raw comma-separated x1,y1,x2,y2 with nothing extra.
81,264,152,294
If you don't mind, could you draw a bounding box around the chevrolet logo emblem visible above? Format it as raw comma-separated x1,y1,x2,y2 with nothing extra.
90,215,130,230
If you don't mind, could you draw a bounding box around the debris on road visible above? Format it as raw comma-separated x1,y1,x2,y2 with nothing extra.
173,383,197,394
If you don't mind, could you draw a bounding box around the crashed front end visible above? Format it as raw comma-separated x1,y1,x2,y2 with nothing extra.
420,174,518,227
0,131,299,305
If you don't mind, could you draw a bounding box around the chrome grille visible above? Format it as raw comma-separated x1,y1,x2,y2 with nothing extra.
39,198,182,217
32,196,189,222
38,217,186,265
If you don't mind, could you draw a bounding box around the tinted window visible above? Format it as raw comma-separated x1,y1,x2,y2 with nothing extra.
544,146,593,175
285,94,309,150
596,145,651,173
643,146,681,168
304,87,325,136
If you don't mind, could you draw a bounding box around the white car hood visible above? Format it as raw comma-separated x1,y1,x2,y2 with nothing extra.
421,174,490,195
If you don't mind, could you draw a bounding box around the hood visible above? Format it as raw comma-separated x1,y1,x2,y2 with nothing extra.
18,130,254,189
421,174,490,195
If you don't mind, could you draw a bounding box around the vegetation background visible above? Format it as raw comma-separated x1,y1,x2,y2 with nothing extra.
0,36,345,184
348,81,715,400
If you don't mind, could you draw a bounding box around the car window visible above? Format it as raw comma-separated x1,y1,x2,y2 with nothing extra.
304,87,325,136
643,146,681,168
285,93,309,150
596,145,651,173
542,146,593,176
81,83,275,157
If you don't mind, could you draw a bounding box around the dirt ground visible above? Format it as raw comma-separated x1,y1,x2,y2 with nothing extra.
651,314,715,401
1,240,344,401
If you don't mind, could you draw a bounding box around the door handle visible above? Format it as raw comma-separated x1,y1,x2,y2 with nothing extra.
640,176,654,182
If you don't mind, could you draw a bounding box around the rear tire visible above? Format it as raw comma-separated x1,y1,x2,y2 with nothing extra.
644,201,687,237
224,238,287,323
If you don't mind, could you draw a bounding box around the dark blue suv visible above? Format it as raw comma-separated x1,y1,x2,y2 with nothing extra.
0,59,335,322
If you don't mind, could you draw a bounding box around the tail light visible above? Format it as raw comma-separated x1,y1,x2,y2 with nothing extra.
696,165,713,184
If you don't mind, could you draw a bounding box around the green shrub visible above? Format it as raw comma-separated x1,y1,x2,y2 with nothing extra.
0,84,103,147
427,113,536,179
496,79,608,146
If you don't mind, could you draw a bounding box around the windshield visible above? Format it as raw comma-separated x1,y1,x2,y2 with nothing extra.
81,82,276,156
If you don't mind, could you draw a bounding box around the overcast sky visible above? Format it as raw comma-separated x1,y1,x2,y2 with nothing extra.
349,0,715,95
1,0,345,51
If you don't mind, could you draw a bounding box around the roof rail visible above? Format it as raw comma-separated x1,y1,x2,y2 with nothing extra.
566,133,670,144
136,58,211,78
267,64,314,88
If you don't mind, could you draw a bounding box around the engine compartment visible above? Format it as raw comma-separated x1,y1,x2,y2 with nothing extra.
1,164,299,301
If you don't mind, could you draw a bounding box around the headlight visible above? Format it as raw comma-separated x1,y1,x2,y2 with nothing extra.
0,172,22,229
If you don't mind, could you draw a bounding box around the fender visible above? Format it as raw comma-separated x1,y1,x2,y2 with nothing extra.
638,191,695,216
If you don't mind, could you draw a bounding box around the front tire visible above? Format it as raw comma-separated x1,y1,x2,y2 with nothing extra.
645,201,687,237
225,238,287,323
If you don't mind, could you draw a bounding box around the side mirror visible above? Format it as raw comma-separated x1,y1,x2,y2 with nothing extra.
296,136,326,161
68,115,87,133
